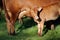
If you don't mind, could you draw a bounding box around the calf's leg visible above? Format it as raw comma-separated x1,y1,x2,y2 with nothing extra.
37,20,44,36
51,24,54,30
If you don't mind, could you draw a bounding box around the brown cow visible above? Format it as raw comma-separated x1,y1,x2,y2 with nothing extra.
38,2,60,36
2,0,42,35
2,0,60,36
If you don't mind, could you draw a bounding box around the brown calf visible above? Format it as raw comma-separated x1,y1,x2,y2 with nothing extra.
38,2,60,36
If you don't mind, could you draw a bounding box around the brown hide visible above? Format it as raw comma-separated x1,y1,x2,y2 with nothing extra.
4,0,60,13
2,0,60,35
38,2,60,36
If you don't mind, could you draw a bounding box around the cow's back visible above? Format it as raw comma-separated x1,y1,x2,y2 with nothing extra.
3,0,60,14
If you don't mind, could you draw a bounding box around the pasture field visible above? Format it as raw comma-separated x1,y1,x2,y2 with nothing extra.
0,11,60,40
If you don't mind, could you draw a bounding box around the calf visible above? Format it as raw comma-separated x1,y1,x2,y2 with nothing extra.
38,2,60,36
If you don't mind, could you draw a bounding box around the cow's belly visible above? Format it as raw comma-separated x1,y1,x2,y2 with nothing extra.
45,10,59,21
40,12,59,21
45,16,59,21
40,4,60,21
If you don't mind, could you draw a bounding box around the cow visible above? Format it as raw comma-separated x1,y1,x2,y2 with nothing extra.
2,0,60,36
38,1,60,36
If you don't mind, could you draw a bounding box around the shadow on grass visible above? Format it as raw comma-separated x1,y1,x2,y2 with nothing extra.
43,17,60,36
16,18,37,33
0,33,32,40
16,17,60,36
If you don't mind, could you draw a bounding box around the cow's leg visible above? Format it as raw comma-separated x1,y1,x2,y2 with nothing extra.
37,20,44,36
18,8,30,23
31,7,43,23
51,24,54,30
5,10,17,35
6,20,15,35
18,11,27,23
30,9,39,23
6,15,17,35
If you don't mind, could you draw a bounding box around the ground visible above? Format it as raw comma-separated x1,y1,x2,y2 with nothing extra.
0,11,60,40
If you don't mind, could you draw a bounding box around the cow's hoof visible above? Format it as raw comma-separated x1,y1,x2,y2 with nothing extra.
8,31,16,36
38,33,42,37
38,32,42,36
51,24,54,30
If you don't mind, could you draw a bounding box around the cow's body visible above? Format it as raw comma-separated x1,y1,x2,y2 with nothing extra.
2,0,60,36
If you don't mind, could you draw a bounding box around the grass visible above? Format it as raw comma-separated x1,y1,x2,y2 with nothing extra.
0,11,60,40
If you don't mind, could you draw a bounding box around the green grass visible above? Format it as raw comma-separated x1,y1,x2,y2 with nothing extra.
0,11,60,40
